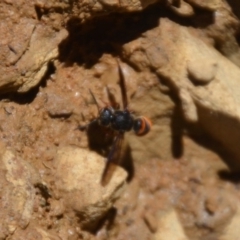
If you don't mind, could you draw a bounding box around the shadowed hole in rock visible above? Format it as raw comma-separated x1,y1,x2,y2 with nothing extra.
58,2,214,67
0,61,56,104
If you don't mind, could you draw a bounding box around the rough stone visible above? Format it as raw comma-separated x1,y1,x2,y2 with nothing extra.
123,18,240,169
220,207,240,240
0,146,40,238
168,0,195,17
0,12,67,93
46,92,73,118
53,146,127,229
153,209,189,240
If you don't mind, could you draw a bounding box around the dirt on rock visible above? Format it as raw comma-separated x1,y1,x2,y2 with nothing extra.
1,0,240,239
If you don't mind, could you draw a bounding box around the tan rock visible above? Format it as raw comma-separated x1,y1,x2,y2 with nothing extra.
220,207,240,240
0,15,67,93
168,0,195,17
153,208,189,240
123,18,240,169
16,26,68,92
185,0,221,10
187,59,218,84
11,227,62,240
53,146,127,229
0,147,40,238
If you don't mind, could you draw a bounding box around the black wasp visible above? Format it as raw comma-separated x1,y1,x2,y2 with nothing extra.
79,61,152,184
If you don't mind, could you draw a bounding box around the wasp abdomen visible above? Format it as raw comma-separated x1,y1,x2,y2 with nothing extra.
133,116,152,136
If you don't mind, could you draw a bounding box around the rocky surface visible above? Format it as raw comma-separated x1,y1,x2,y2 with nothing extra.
0,146,40,239
53,147,127,230
122,17,240,169
0,0,240,239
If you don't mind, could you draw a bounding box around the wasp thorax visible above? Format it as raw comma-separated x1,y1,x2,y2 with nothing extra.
111,110,133,132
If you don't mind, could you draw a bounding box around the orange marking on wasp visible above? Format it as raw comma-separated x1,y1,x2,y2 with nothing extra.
135,116,152,136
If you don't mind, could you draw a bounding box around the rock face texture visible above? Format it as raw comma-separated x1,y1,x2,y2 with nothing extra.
1,0,240,239
0,146,40,239
54,147,127,230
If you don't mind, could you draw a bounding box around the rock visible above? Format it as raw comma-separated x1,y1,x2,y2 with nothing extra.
11,227,62,240
220,207,240,240
123,18,240,170
46,92,73,118
0,147,40,238
0,12,67,93
168,0,195,17
187,59,218,84
144,211,158,233
16,26,68,93
53,146,127,230
186,0,221,11
153,208,189,240
179,88,198,122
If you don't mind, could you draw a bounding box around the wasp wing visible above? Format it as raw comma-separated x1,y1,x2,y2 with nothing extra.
117,61,128,109
106,86,120,110
101,132,124,186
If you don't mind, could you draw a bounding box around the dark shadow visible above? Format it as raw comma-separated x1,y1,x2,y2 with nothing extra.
104,207,117,231
80,207,117,233
188,133,232,159
34,2,70,20
58,4,162,67
170,105,184,158
58,1,214,68
0,61,55,104
121,144,134,182
96,207,117,233
190,7,214,28
225,0,240,20
159,75,184,159
34,5,44,20
236,31,240,47
85,121,134,182
87,121,114,156
195,103,240,171
158,75,235,164
218,169,240,184
34,183,52,201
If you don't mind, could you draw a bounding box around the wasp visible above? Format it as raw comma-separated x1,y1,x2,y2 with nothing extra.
79,61,152,184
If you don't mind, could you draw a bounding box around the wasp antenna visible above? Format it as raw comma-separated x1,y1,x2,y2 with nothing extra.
89,89,100,113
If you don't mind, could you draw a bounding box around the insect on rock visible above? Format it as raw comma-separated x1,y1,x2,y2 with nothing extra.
79,61,152,185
